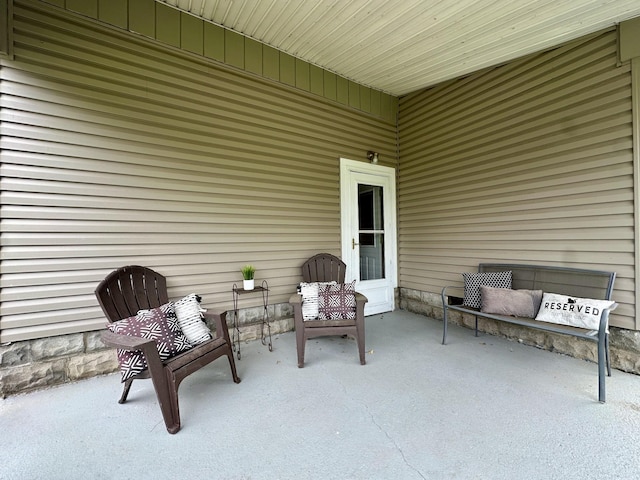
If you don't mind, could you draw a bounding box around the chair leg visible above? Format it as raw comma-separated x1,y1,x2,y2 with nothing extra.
151,383,180,434
296,327,306,368
142,348,181,434
118,378,134,404
227,350,241,384
357,329,366,365
164,371,181,435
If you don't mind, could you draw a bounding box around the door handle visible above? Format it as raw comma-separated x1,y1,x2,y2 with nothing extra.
352,238,359,249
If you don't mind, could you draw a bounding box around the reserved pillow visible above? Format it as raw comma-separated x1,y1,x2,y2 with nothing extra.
173,293,212,345
534,293,615,330
480,286,543,318
107,303,192,382
299,281,337,321
462,271,512,308
318,281,357,320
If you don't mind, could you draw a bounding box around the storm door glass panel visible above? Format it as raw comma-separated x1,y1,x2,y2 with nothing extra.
358,184,385,280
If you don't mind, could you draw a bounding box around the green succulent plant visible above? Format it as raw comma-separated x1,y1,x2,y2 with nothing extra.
241,264,255,280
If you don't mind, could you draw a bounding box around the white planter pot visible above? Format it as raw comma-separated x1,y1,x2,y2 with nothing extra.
243,279,254,290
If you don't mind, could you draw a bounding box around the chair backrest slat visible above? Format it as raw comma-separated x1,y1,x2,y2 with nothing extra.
301,253,346,283
95,265,169,323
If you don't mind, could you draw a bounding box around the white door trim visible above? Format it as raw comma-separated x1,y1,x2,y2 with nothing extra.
340,158,397,314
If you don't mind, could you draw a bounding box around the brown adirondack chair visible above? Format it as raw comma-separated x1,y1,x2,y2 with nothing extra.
290,253,368,367
95,265,240,434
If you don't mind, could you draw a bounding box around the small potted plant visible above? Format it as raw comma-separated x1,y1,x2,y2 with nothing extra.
241,264,256,290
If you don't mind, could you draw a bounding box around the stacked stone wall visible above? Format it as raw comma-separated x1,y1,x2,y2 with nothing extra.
399,287,640,376
6,292,636,397
0,303,294,397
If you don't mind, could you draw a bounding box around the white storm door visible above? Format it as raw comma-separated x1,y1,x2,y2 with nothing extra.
340,158,397,315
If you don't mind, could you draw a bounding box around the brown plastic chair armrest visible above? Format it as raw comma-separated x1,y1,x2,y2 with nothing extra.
100,330,164,372
354,292,368,306
100,330,156,351
203,310,230,341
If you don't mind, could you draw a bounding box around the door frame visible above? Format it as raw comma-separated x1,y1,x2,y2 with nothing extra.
339,157,397,313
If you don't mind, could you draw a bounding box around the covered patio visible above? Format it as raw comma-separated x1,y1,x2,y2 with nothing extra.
3,0,640,404
2,310,640,479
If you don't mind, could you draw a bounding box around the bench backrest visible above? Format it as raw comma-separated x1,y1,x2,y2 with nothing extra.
479,264,616,300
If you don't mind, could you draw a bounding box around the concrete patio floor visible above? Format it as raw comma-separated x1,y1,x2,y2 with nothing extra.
2,310,640,480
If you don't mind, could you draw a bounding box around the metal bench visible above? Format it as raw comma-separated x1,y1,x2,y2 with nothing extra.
441,263,617,402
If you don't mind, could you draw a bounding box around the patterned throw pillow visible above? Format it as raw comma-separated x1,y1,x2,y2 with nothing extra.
299,281,337,321
534,293,615,330
462,271,512,308
173,294,212,345
107,303,193,382
317,281,357,320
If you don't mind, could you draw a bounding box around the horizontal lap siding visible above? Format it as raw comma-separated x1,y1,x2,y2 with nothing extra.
0,0,396,342
398,28,636,329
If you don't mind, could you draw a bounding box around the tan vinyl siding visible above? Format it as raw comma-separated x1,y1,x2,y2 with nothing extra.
0,0,397,342
633,57,640,329
37,0,398,123
0,0,12,59
398,28,636,329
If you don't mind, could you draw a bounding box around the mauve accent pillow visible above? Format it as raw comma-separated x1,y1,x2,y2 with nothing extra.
521,289,544,316
480,286,543,318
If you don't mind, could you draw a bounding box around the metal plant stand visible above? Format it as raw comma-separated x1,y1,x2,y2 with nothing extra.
231,280,272,359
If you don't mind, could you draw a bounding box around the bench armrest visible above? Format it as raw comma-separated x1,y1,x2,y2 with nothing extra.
442,285,464,306
599,302,618,333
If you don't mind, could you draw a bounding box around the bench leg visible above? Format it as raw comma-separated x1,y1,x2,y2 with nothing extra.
474,315,479,337
606,333,612,377
442,307,448,345
598,333,606,403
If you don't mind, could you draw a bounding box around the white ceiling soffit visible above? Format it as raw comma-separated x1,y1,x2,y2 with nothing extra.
157,0,640,96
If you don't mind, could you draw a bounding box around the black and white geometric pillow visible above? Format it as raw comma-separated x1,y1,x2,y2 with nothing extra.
107,303,192,382
462,271,512,308
299,281,337,321
317,281,357,320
